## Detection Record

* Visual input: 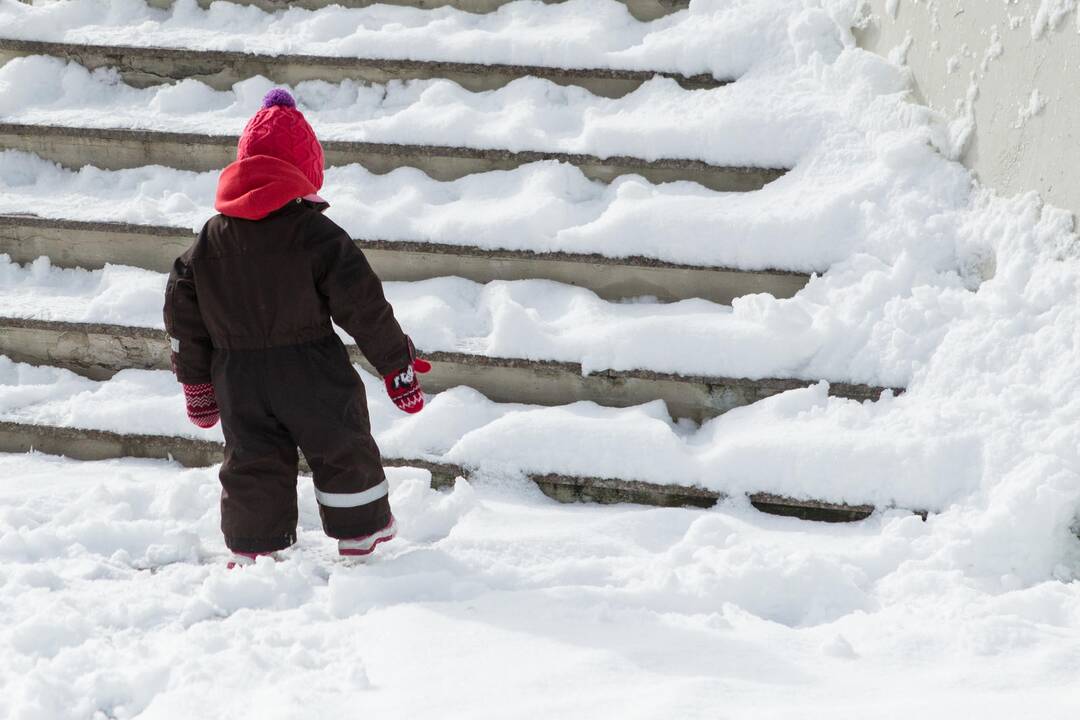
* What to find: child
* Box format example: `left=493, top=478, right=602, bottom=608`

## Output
left=163, top=89, right=429, bottom=567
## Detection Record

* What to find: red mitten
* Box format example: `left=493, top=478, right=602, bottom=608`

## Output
left=384, top=344, right=431, bottom=414
left=182, top=382, right=220, bottom=429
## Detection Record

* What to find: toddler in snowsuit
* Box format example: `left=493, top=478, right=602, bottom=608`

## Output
left=163, top=89, right=429, bottom=566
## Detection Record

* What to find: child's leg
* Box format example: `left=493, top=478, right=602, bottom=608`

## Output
left=268, top=337, right=393, bottom=542
left=285, top=385, right=391, bottom=542
left=215, top=358, right=301, bottom=554
left=218, top=427, right=301, bottom=553
left=299, top=428, right=391, bottom=543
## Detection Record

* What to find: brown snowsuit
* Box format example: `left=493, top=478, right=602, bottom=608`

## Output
left=164, top=198, right=410, bottom=553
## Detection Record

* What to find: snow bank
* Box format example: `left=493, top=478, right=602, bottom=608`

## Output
left=1, top=452, right=1078, bottom=718
left=0, top=0, right=799, bottom=78
left=0, top=255, right=167, bottom=327
left=0, top=151, right=217, bottom=232
left=0, top=452, right=476, bottom=718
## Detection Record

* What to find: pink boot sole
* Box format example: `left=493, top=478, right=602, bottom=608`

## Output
left=338, top=516, right=398, bottom=557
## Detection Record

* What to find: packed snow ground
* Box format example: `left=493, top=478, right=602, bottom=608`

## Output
left=1, top=452, right=1078, bottom=719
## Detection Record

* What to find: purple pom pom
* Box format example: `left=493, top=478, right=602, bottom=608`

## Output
left=262, top=88, right=296, bottom=109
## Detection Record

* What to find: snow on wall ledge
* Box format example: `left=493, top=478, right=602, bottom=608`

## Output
left=855, top=0, right=1080, bottom=221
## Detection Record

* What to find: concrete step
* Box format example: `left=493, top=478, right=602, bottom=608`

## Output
left=0, top=420, right=896, bottom=522
left=0, top=39, right=725, bottom=98
left=0, top=317, right=898, bottom=423
left=141, top=0, right=691, bottom=22
left=0, top=123, right=787, bottom=192
left=0, top=215, right=810, bottom=305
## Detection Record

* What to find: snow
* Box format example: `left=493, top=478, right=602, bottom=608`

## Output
left=1014, top=88, right=1048, bottom=128
left=0, top=3, right=972, bottom=277
left=2, top=0, right=1080, bottom=712
left=0, top=147, right=955, bottom=275
left=0, top=53, right=821, bottom=168
left=0, top=356, right=967, bottom=510
left=1, top=452, right=1079, bottom=718
left=1031, top=0, right=1077, bottom=39
left=0, top=0, right=1074, bottom=527
left=0, top=0, right=797, bottom=78
left=980, top=29, right=1004, bottom=73
left=0, top=252, right=931, bottom=386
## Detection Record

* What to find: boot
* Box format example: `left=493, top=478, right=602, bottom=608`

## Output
left=226, top=551, right=276, bottom=569
left=338, top=515, right=397, bottom=557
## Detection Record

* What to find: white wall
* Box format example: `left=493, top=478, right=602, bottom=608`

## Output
left=855, top=0, right=1080, bottom=216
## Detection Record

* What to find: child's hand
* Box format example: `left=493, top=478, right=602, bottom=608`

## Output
left=384, top=355, right=432, bottom=414
left=182, top=383, right=220, bottom=429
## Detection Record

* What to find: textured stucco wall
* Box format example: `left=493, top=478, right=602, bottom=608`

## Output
left=855, top=0, right=1080, bottom=215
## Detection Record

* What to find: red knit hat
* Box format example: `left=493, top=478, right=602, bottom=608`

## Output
left=215, top=89, right=327, bottom=220
left=236, top=88, right=324, bottom=191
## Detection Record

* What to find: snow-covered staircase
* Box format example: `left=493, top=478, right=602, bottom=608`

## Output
left=6, top=3, right=1080, bottom=712
left=0, top=0, right=907, bottom=521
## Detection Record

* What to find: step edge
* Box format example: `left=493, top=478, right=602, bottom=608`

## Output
left=0, top=38, right=728, bottom=86
left=0, top=315, right=903, bottom=398
left=0, top=213, right=813, bottom=277
left=0, top=418, right=465, bottom=486
left=0, top=122, right=792, bottom=174
left=151, top=0, right=693, bottom=16
left=0, top=420, right=924, bottom=520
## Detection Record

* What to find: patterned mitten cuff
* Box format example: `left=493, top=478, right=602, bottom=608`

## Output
left=383, top=346, right=432, bottom=414
left=182, top=382, right=220, bottom=429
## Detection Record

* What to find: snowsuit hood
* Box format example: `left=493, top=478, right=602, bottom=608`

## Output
left=215, top=154, right=318, bottom=220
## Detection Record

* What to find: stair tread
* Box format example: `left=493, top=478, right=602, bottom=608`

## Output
left=1, top=0, right=769, bottom=79
left=0, top=356, right=925, bottom=514
left=0, top=422, right=896, bottom=521
left=0, top=154, right=825, bottom=274
left=0, top=315, right=898, bottom=426
left=0, top=53, right=801, bottom=176
left=150, top=0, right=692, bottom=23
left=0, top=121, right=785, bottom=192
left=0, top=38, right=727, bottom=97
left=0, top=214, right=807, bottom=306
left=0, top=214, right=806, bottom=274
left=0, top=261, right=893, bottom=396
left=0, top=122, right=784, bottom=174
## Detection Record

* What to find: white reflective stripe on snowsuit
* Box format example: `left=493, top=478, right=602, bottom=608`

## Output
left=315, top=480, right=390, bottom=508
